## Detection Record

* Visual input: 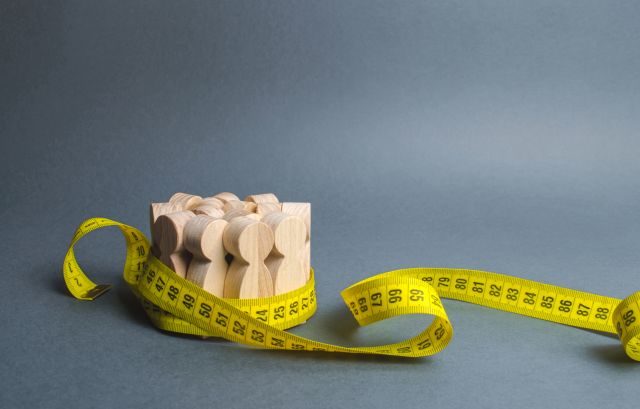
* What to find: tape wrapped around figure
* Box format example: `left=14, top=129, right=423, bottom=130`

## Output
left=63, top=217, right=640, bottom=360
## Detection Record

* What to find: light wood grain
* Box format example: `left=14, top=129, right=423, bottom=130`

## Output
left=244, top=193, right=279, bottom=203
left=262, top=213, right=307, bottom=294
left=256, top=202, right=282, bottom=217
left=193, top=204, right=224, bottom=218
left=183, top=215, right=228, bottom=297
left=223, top=200, right=257, bottom=213
left=281, top=202, right=311, bottom=281
left=149, top=202, right=182, bottom=256
left=222, top=209, right=261, bottom=222
left=223, top=217, right=275, bottom=298
left=212, top=192, right=240, bottom=203
left=169, top=193, right=203, bottom=210
left=200, top=197, right=224, bottom=208
left=153, top=211, right=196, bottom=278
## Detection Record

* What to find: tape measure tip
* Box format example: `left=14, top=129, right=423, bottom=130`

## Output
left=81, top=284, right=112, bottom=300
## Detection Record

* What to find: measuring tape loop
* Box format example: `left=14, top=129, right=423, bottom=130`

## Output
left=63, top=217, right=640, bottom=361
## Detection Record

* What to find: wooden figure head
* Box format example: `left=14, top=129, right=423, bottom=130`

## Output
left=169, top=193, right=203, bottom=210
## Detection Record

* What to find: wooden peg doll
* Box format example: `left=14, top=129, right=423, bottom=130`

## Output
left=262, top=213, right=307, bottom=294
left=183, top=215, right=228, bottom=297
left=281, top=202, right=311, bottom=281
left=153, top=211, right=196, bottom=277
left=223, top=217, right=275, bottom=298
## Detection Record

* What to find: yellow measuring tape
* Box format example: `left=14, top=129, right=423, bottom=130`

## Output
left=63, top=217, right=640, bottom=360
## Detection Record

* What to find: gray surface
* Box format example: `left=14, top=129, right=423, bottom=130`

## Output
left=2, top=1, right=639, bottom=408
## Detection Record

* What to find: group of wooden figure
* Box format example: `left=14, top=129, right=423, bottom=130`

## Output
left=150, top=192, right=311, bottom=299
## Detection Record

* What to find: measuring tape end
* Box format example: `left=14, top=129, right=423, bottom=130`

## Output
left=79, top=284, right=112, bottom=300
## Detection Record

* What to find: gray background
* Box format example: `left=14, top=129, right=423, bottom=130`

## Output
left=2, top=1, right=639, bottom=408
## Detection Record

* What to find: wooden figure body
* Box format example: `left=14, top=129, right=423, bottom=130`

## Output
left=262, top=213, right=307, bottom=294
left=223, top=218, right=275, bottom=298
left=183, top=215, right=228, bottom=297
left=153, top=211, right=196, bottom=277
left=169, top=193, right=203, bottom=210
left=281, top=202, right=311, bottom=281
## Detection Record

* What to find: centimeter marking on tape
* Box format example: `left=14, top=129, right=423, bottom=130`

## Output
left=63, top=217, right=640, bottom=360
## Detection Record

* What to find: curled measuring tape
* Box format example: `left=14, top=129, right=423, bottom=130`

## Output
left=63, top=217, right=640, bottom=361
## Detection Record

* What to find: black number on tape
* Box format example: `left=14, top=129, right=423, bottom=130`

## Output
left=198, top=303, right=212, bottom=319
left=506, top=288, right=519, bottom=301
left=182, top=294, right=195, bottom=309
left=215, top=312, right=228, bottom=328
left=523, top=292, right=536, bottom=305
left=167, top=285, right=179, bottom=301
left=416, top=339, right=432, bottom=350
left=273, top=306, right=285, bottom=320
left=595, top=307, right=609, bottom=320
left=472, top=282, right=485, bottom=294
left=251, top=330, right=265, bottom=343
left=289, top=301, right=299, bottom=315
left=232, top=320, right=246, bottom=336
left=576, top=303, right=590, bottom=316
left=146, top=269, right=156, bottom=284
left=388, top=289, right=402, bottom=304
left=255, top=309, right=268, bottom=322
left=541, top=295, right=554, bottom=309
left=624, top=310, right=636, bottom=327
left=559, top=299, right=573, bottom=313
left=455, top=278, right=467, bottom=290
left=155, top=276, right=165, bottom=292
left=271, top=337, right=285, bottom=348
left=358, top=297, right=368, bottom=312
left=410, top=289, right=424, bottom=302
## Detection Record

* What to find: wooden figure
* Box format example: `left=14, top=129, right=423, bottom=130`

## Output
left=223, top=218, right=275, bottom=298
left=153, top=211, right=196, bottom=278
left=149, top=202, right=182, bottom=256
left=244, top=193, right=279, bottom=204
left=183, top=215, right=228, bottom=297
left=243, top=201, right=258, bottom=212
left=262, top=213, right=307, bottom=294
left=193, top=204, right=224, bottom=218
left=212, top=192, right=240, bottom=203
left=223, top=200, right=257, bottom=213
left=256, top=202, right=282, bottom=217
left=200, top=197, right=224, bottom=208
left=281, top=202, right=311, bottom=281
left=169, top=193, right=203, bottom=210
left=222, top=209, right=261, bottom=222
